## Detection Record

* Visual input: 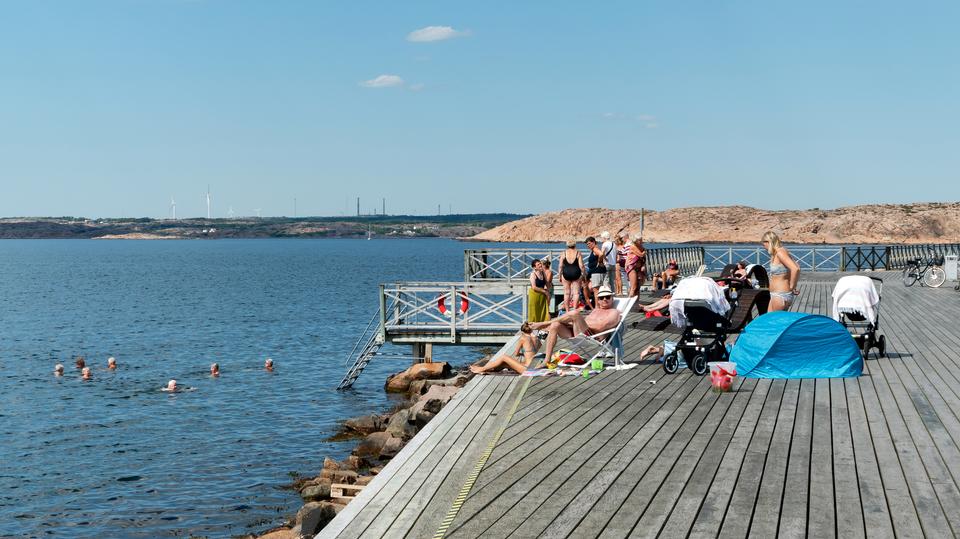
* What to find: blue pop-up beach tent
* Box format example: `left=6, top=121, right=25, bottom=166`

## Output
left=730, top=311, right=862, bottom=379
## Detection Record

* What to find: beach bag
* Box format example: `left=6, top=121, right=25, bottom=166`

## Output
left=552, top=349, right=584, bottom=366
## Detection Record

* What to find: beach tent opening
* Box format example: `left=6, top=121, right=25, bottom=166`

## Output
left=729, top=311, right=863, bottom=379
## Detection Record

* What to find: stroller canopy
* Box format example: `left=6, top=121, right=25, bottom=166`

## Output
left=832, top=275, right=880, bottom=324
left=730, top=311, right=863, bottom=379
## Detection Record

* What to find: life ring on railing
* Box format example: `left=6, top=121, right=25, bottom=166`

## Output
left=437, top=292, right=470, bottom=315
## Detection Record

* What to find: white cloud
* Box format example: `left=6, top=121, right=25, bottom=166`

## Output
left=408, top=83, right=425, bottom=91
left=636, top=114, right=656, bottom=122
left=360, top=74, right=405, bottom=88
left=407, top=26, right=468, bottom=42
left=645, top=123, right=659, bottom=129
left=602, top=112, right=615, bottom=118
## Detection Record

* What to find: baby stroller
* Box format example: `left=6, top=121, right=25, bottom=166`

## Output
left=832, top=275, right=886, bottom=359
left=662, top=277, right=733, bottom=376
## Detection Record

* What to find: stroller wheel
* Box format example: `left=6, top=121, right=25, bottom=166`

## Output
left=663, top=352, right=679, bottom=374
left=878, top=335, right=886, bottom=357
left=690, top=354, right=707, bottom=376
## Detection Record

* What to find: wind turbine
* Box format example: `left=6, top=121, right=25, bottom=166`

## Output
left=170, top=197, right=177, bottom=220
left=204, top=185, right=212, bottom=219
left=253, top=208, right=262, bottom=218
left=227, top=206, right=235, bottom=218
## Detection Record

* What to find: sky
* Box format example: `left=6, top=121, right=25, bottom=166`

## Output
left=1, top=0, right=958, bottom=218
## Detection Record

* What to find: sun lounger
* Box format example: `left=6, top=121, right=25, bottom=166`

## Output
left=559, top=296, right=637, bottom=370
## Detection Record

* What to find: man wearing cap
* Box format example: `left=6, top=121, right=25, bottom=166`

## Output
left=530, top=286, right=621, bottom=363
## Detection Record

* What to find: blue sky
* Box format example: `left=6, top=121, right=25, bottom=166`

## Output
left=1, top=1, right=958, bottom=218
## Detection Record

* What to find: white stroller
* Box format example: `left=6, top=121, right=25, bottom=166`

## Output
left=832, top=275, right=886, bottom=359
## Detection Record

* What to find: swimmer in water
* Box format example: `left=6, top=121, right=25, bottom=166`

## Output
left=210, top=363, right=220, bottom=377
left=162, top=379, right=178, bottom=392
left=75, top=356, right=85, bottom=370
left=264, top=358, right=274, bottom=372
left=54, top=364, right=64, bottom=376
left=82, top=367, right=92, bottom=380
left=107, top=357, right=117, bottom=370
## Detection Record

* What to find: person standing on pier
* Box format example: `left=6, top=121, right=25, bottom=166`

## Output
left=585, top=236, right=608, bottom=310
left=600, top=231, right=617, bottom=294
left=527, top=259, right=550, bottom=322
left=762, top=231, right=801, bottom=311
left=626, top=237, right=647, bottom=297
left=559, top=240, right=586, bottom=312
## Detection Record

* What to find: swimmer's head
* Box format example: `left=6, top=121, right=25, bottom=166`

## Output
left=166, top=379, right=177, bottom=391
left=210, top=363, right=219, bottom=376
left=75, top=356, right=85, bottom=369
left=54, top=364, right=64, bottom=375
left=81, top=367, right=92, bottom=380
left=107, top=357, right=117, bottom=369
left=264, top=358, right=274, bottom=371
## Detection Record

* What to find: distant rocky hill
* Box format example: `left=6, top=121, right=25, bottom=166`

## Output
left=471, top=203, right=960, bottom=244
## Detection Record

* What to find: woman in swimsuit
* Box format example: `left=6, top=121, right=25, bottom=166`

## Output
left=559, top=240, right=586, bottom=312
left=625, top=237, right=647, bottom=297
left=470, top=322, right=541, bottom=375
left=527, top=259, right=550, bottom=322
left=614, top=235, right=627, bottom=295
left=762, top=231, right=800, bottom=311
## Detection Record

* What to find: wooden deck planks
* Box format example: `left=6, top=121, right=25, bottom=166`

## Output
left=324, top=273, right=960, bottom=539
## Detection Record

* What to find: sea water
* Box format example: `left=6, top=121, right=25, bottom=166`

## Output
left=0, top=238, right=524, bottom=538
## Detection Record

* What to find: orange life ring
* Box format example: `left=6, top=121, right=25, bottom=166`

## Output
left=438, top=292, right=469, bottom=315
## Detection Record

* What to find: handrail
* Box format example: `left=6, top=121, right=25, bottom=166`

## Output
left=886, top=243, right=960, bottom=269
left=381, top=281, right=529, bottom=343
left=464, top=246, right=704, bottom=282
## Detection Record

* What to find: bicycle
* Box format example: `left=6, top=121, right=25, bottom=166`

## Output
left=901, top=250, right=946, bottom=288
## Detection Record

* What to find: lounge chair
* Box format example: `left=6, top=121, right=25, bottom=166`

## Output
left=558, top=296, right=637, bottom=370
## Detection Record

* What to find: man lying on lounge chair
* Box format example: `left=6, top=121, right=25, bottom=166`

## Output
left=530, top=286, right=620, bottom=363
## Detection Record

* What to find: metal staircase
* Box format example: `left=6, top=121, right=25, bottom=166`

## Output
left=337, top=309, right=385, bottom=390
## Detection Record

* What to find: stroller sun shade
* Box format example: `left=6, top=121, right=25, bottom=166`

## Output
left=832, top=275, right=880, bottom=324
left=668, top=277, right=729, bottom=328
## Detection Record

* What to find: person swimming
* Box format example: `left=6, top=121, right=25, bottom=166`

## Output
left=162, top=379, right=178, bottom=392
left=264, top=358, right=274, bottom=372
left=107, top=357, right=117, bottom=370
left=210, top=363, right=220, bottom=377
left=81, top=367, right=92, bottom=380
left=75, top=356, right=85, bottom=370
left=54, top=364, right=64, bottom=376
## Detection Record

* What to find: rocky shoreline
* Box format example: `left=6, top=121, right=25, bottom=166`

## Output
left=247, top=362, right=475, bottom=539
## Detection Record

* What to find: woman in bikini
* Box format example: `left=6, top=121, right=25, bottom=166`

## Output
left=762, top=231, right=800, bottom=311
left=470, top=322, right=542, bottom=375
left=527, top=259, right=550, bottom=322
left=559, top=240, right=586, bottom=312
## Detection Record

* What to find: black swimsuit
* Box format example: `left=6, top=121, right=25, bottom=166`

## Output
left=561, top=256, right=582, bottom=281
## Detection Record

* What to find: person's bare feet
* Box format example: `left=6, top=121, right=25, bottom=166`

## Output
left=469, top=364, right=485, bottom=374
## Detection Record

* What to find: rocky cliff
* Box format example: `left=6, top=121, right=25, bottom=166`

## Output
left=471, top=203, right=960, bottom=244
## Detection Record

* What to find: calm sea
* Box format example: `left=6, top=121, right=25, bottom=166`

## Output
left=0, top=238, right=538, bottom=538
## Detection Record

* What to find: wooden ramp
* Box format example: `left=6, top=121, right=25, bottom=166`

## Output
left=321, top=273, right=960, bottom=538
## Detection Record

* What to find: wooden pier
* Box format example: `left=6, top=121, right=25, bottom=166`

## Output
left=322, top=272, right=960, bottom=537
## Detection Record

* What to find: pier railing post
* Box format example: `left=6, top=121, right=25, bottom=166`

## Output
left=378, top=284, right=387, bottom=342
left=450, top=285, right=457, bottom=343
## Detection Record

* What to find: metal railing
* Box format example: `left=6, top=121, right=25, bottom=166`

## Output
left=379, top=281, right=529, bottom=343
left=887, top=243, right=960, bottom=269
left=464, top=246, right=705, bottom=282
left=704, top=246, right=844, bottom=272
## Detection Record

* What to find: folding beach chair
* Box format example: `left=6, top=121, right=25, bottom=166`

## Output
left=559, top=296, right=637, bottom=370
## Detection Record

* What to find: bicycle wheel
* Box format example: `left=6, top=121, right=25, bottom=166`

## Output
left=902, top=265, right=918, bottom=287
left=924, top=266, right=946, bottom=288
